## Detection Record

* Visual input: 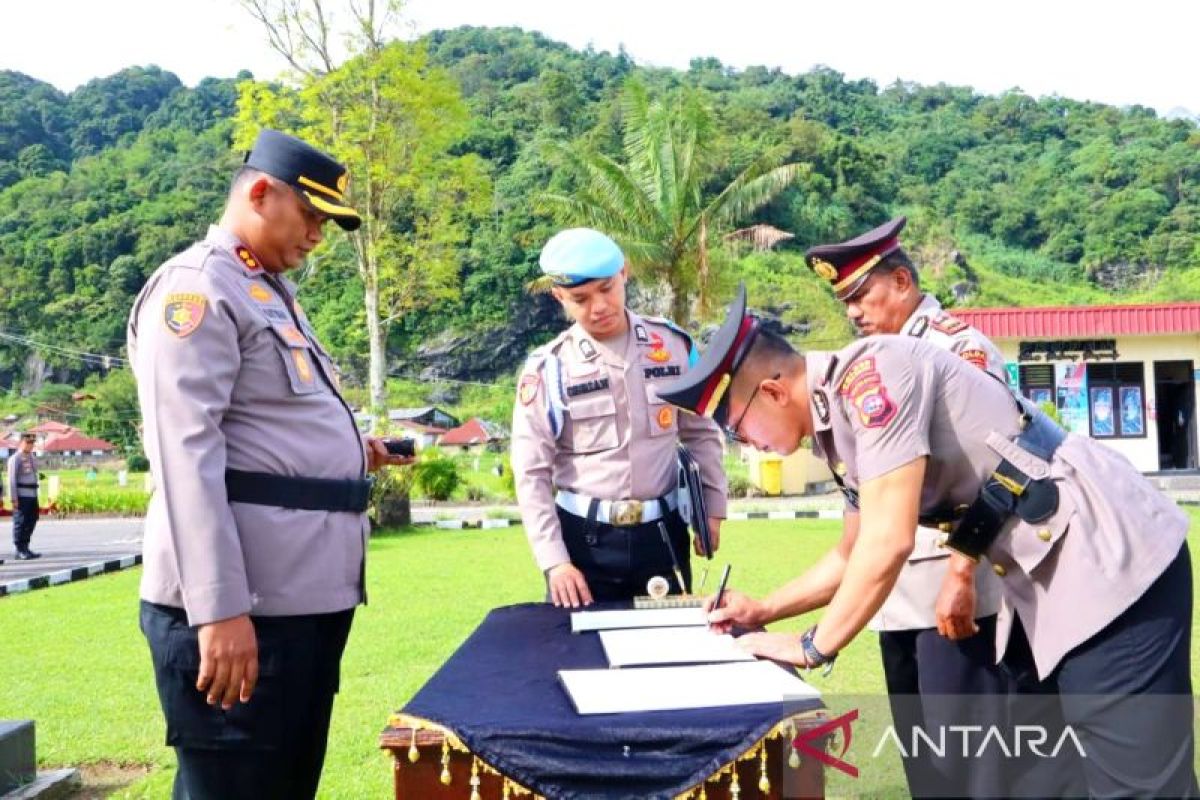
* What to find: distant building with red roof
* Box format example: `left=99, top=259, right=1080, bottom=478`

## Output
left=951, top=302, right=1199, bottom=473
left=438, top=418, right=508, bottom=453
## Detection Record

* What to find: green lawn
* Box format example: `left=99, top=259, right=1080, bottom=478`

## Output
left=0, top=511, right=1197, bottom=797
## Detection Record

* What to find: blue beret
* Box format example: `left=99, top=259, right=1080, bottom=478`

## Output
left=539, top=228, right=625, bottom=287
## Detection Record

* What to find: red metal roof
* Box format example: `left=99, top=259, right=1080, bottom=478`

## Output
left=439, top=418, right=495, bottom=447
left=952, top=302, right=1200, bottom=339
left=41, top=430, right=115, bottom=452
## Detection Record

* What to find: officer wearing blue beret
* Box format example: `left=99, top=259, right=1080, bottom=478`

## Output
left=511, top=228, right=728, bottom=607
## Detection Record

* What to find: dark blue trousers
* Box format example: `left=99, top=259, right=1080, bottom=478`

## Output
left=1003, top=542, right=1197, bottom=799
left=555, top=507, right=691, bottom=602
left=880, top=614, right=1013, bottom=797
left=140, top=601, right=355, bottom=800
left=12, top=496, right=38, bottom=550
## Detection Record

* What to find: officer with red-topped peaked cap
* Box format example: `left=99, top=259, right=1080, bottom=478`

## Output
left=808, top=218, right=1014, bottom=796
left=657, top=285, right=1195, bottom=798
left=510, top=228, right=727, bottom=608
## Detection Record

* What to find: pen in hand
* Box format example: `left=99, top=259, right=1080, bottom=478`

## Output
left=711, top=564, right=732, bottom=623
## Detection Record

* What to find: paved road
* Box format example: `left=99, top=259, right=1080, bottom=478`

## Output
left=0, top=517, right=143, bottom=589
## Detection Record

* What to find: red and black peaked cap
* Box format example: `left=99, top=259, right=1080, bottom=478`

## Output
left=655, top=284, right=760, bottom=426
left=805, top=216, right=907, bottom=300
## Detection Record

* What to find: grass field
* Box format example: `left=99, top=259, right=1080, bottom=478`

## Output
left=1, top=511, right=1197, bottom=797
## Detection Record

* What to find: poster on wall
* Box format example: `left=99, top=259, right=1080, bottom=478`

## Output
left=1028, top=388, right=1053, bottom=407
left=1120, top=386, right=1145, bottom=435
left=1055, top=363, right=1090, bottom=435
left=1005, top=363, right=1020, bottom=391
left=1090, top=387, right=1115, bottom=436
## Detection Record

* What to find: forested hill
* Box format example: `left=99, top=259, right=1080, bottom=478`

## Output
left=2, top=25, right=1199, bottom=394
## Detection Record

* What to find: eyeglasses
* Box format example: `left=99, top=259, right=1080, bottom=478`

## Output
left=725, top=373, right=780, bottom=445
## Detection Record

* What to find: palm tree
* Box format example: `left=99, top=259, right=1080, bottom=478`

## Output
left=539, top=82, right=805, bottom=323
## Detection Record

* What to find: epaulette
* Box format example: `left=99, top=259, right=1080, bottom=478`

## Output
left=166, top=241, right=216, bottom=273
left=522, top=330, right=571, bottom=439
left=642, top=315, right=699, bottom=368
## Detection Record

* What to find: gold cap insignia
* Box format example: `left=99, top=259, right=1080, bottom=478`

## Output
left=812, top=257, right=838, bottom=281
left=336, top=172, right=348, bottom=194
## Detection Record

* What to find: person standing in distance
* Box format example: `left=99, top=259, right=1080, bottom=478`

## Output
left=8, top=432, right=42, bottom=560
left=128, top=129, right=410, bottom=800
left=511, top=228, right=727, bottom=607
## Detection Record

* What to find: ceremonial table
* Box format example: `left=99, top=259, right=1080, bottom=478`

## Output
left=380, top=603, right=829, bottom=800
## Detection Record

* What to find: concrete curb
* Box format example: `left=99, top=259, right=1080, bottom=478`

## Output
left=726, top=509, right=844, bottom=521
left=0, top=554, right=141, bottom=599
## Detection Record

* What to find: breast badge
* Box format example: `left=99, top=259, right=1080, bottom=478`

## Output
left=648, top=332, right=671, bottom=363
left=163, top=293, right=207, bottom=338
left=248, top=283, right=273, bottom=303
left=657, top=406, right=674, bottom=429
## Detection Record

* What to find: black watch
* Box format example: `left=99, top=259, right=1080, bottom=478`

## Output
left=800, top=625, right=837, bottom=675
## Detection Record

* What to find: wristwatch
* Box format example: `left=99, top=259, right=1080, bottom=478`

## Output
left=800, top=626, right=837, bottom=676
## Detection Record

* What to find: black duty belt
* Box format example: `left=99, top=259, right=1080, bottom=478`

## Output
left=225, top=469, right=372, bottom=513
left=925, top=400, right=1066, bottom=560
left=16, top=482, right=38, bottom=489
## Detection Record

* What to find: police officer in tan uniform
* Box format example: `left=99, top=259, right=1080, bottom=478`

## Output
left=8, top=432, right=42, bottom=560
left=128, top=130, right=408, bottom=800
left=805, top=219, right=1011, bottom=795
left=659, top=286, right=1195, bottom=798
left=511, top=228, right=727, bottom=607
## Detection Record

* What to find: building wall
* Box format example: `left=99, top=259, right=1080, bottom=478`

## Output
left=990, top=332, right=1200, bottom=472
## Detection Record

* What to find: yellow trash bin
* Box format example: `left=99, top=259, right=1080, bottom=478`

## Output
left=759, top=456, right=783, bottom=496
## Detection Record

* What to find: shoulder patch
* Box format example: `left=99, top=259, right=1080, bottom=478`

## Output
left=852, top=385, right=898, bottom=429
left=930, top=314, right=968, bottom=335
left=163, top=293, right=207, bottom=338
left=958, top=348, right=989, bottom=371
left=519, top=373, right=541, bottom=405
left=838, top=357, right=881, bottom=398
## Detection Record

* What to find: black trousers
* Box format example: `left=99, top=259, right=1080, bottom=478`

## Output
left=880, top=614, right=1013, bottom=798
left=555, top=506, right=691, bottom=602
left=12, top=496, right=38, bottom=550
left=140, top=601, right=355, bottom=800
left=1002, top=542, right=1197, bottom=799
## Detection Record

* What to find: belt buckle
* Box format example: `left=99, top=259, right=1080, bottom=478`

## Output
left=610, top=499, right=644, bottom=527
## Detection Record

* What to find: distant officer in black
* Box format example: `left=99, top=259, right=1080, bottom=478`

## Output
left=8, top=432, right=42, bottom=560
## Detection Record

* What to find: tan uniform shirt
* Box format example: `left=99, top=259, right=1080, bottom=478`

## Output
left=128, top=226, right=368, bottom=626
left=810, top=336, right=1187, bottom=678
left=7, top=451, right=39, bottom=500
left=870, top=294, right=1005, bottom=631
left=511, top=311, right=728, bottom=571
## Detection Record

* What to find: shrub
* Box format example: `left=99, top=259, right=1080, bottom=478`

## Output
left=126, top=454, right=150, bottom=472
left=727, top=474, right=754, bottom=499
left=53, top=487, right=149, bottom=516
left=415, top=451, right=462, bottom=501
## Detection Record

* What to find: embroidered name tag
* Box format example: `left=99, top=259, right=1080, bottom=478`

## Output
left=567, top=378, right=610, bottom=398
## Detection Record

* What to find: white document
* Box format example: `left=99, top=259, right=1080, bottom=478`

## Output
left=558, top=661, right=821, bottom=715
left=599, top=626, right=756, bottom=668
left=570, top=606, right=707, bottom=633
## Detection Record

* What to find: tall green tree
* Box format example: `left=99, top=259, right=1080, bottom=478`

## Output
left=237, top=0, right=490, bottom=422
left=540, top=82, right=804, bottom=322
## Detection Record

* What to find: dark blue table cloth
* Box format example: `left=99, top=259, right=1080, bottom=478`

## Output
left=398, top=602, right=823, bottom=799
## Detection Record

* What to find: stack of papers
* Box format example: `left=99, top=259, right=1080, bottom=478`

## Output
left=598, top=626, right=755, bottom=668
left=559, top=661, right=820, bottom=714
left=569, top=606, right=707, bottom=633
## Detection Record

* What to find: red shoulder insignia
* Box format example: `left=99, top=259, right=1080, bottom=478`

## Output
left=930, top=314, right=967, bottom=335
left=959, top=348, right=989, bottom=371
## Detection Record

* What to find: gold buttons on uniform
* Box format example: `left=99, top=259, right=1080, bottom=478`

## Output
left=1037, top=528, right=1053, bottom=542
left=993, top=563, right=1007, bottom=577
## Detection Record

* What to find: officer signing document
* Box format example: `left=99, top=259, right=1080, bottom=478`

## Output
left=657, top=285, right=1196, bottom=798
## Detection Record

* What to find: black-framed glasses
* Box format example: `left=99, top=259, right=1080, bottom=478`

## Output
left=725, top=372, right=780, bottom=444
